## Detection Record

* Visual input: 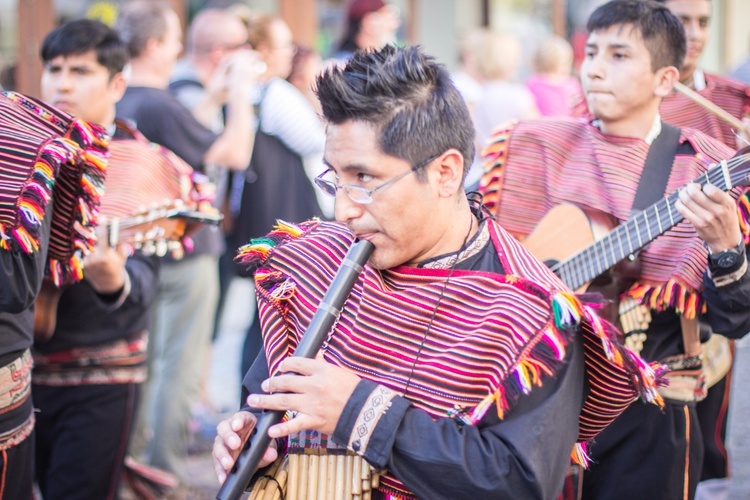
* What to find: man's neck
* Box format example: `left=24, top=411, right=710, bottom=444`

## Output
left=126, top=60, right=170, bottom=89
left=596, top=108, right=661, bottom=142
left=679, top=66, right=706, bottom=90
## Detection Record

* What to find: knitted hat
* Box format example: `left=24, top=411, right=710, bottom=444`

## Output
left=347, top=0, right=387, bottom=22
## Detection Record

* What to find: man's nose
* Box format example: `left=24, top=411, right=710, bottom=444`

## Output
left=333, top=190, right=364, bottom=224
left=57, top=71, right=73, bottom=91
left=583, top=56, right=603, bottom=80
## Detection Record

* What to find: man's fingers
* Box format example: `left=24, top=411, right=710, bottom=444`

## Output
left=268, top=413, right=315, bottom=439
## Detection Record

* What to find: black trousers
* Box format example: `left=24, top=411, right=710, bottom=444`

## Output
left=34, top=383, right=139, bottom=500
left=0, top=429, right=34, bottom=499
left=697, top=372, right=731, bottom=481
left=582, top=399, right=704, bottom=500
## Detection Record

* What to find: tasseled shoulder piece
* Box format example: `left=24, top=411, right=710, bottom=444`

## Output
left=450, top=286, right=667, bottom=469
left=0, top=91, right=108, bottom=286
left=623, top=278, right=705, bottom=320
left=235, top=219, right=319, bottom=276
left=478, top=120, right=517, bottom=215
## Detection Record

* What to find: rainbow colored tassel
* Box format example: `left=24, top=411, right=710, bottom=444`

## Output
left=236, top=219, right=319, bottom=272
left=624, top=279, right=704, bottom=319
left=571, top=442, right=591, bottom=467
left=737, top=190, right=750, bottom=246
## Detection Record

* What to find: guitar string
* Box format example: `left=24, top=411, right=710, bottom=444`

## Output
left=552, top=153, right=750, bottom=284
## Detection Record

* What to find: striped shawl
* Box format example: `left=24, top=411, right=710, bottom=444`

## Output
left=660, top=72, right=750, bottom=149
left=237, top=219, right=664, bottom=496
left=0, top=92, right=107, bottom=285
left=479, top=118, right=744, bottom=319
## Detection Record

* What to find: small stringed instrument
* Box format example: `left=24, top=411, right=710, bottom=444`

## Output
left=33, top=202, right=223, bottom=342
left=522, top=149, right=750, bottom=326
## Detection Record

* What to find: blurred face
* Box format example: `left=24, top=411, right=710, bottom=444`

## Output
left=260, top=20, right=295, bottom=79
left=41, top=50, right=125, bottom=126
left=197, top=19, right=248, bottom=68
left=156, top=10, right=184, bottom=71
left=323, top=120, right=446, bottom=270
left=581, top=25, right=663, bottom=128
left=361, top=5, right=401, bottom=48
left=664, top=0, right=711, bottom=75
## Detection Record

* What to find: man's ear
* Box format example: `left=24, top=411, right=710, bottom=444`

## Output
left=110, top=72, right=128, bottom=103
left=434, top=149, right=465, bottom=198
left=654, top=65, right=680, bottom=98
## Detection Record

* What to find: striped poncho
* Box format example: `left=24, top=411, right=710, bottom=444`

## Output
left=660, top=72, right=749, bottom=149
left=479, top=118, right=744, bottom=320
left=238, top=219, right=664, bottom=498
left=0, top=91, right=107, bottom=285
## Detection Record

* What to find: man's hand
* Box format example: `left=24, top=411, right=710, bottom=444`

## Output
left=213, top=411, right=278, bottom=484
left=247, top=357, right=362, bottom=439
left=675, top=182, right=742, bottom=253
left=83, top=219, right=128, bottom=294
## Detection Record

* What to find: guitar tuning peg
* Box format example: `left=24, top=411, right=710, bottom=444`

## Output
left=156, top=240, right=168, bottom=257
left=168, top=240, right=184, bottom=260
left=142, top=241, right=156, bottom=256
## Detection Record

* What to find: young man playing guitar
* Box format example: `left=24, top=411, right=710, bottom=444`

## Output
left=478, top=1, right=750, bottom=499
left=33, top=19, right=210, bottom=498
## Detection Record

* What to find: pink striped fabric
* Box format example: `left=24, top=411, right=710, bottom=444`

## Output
left=660, top=73, right=750, bottom=148
left=240, top=219, right=664, bottom=498
left=101, top=121, right=193, bottom=219
left=479, top=119, right=737, bottom=317
left=0, top=91, right=108, bottom=285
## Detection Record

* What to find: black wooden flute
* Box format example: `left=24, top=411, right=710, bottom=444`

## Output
left=217, top=238, right=374, bottom=500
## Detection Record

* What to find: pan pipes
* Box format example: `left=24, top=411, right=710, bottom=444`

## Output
left=673, top=81, right=750, bottom=140
left=249, top=452, right=381, bottom=500
left=217, top=239, right=375, bottom=500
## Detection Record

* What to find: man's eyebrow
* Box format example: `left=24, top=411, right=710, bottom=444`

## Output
left=321, top=158, right=372, bottom=173
left=586, top=41, right=631, bottom=50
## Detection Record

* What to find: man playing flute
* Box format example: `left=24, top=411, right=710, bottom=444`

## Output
left=213, top=44, right=664, bottom=499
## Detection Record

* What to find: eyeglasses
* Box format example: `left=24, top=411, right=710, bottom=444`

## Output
left=314, top=153, right=440, bottom=204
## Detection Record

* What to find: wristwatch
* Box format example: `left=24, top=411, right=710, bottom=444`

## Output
left=708, top=238, right=746, bottom=270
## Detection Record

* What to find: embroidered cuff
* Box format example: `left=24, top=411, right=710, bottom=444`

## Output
left=333, top=379, right=410, bottom=468
left=710, top=259, right=748, bottom=287
left=346, top=384, right=397, bottom=454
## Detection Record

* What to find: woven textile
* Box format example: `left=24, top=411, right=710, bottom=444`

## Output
left=237, top=219, right=664, bottom=498
left=0, top=91, right=107, bottom=285
left=661, top=73, right=750, bottom=148
left=101, top=120, right=195, bottom=219
left=479, top=119, right=740, bottom=319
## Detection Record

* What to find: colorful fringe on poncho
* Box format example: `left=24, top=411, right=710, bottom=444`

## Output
left=0, top=91, right=108, bottom=286
left=237, top=218, right=666, bottom=497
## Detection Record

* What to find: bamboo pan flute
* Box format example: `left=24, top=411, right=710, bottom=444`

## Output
left=248, top=453, right=381, bottom=500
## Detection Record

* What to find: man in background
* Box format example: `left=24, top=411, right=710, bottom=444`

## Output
left=331, top=0, right=400, bottom=62
left=115, top=0, right=256, bottom=489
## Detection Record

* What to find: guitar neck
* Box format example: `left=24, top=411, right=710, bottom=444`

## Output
left=551, top=157, right=744, bottom=290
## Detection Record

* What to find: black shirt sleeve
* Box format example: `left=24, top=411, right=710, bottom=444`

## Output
left=241, top=334, right=586, bottom=500
left=702, top=248, right=750, bottom=338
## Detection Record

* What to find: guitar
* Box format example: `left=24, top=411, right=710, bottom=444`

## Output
left=523, top=150, right=750, bottom=364
left=523, top=150, right=750, bottom=292
left=33, top=203, right=223, bottom=342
